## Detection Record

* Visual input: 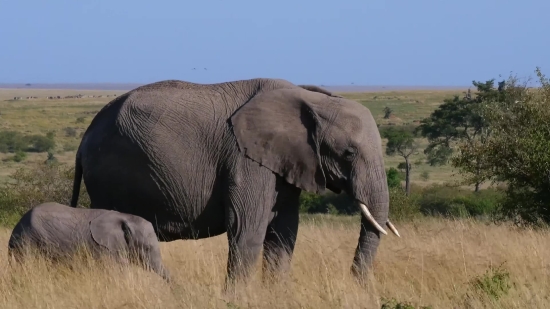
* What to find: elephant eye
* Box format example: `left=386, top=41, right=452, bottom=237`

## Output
left=343, top=148, right=357, bottom=160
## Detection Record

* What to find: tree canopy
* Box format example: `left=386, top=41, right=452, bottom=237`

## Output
left=416, top=78, right=510, bottom=190
left=456, top=68, right=550, bottom=225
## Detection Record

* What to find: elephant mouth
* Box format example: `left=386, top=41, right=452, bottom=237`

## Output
left=356, top=201, right=401, bottom=237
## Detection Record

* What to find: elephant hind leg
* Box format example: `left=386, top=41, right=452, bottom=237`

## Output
left=262, top=182, right=301, bottom=282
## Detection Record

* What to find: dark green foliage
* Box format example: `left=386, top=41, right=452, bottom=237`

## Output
left=298, top=182, right=501, bottom=221
left=299, top=191, right=356, bottom=215
left=417, top=79, right=506, bottom=168
left=0, top=131, right=28, bottom=153
left=418, top=185, right=502, bottom=219
left=27, top=134, right=55, bottom=152
left=459, top=69, right=550, bottom=226
left=386, top=167, right=402, bottom=188
left=382, top=127, right=417, bottom=156
left=0, top=130, right=55, bottom=153
left=378, top=124, right=418, bottom=137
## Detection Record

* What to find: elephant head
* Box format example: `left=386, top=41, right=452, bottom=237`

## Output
left=230, top=87, right=400, bottom=278
left=90, top=213, right=170, bottom=281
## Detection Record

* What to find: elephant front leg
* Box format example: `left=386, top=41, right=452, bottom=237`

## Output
left=262, top=184, right=301, bottom=282
left=224, top=168, right=277, bottom=288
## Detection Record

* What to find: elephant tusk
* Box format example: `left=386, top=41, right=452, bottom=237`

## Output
left=358, top=202, right=387, bottom=235
left=386, top=220, right=401, bottom=237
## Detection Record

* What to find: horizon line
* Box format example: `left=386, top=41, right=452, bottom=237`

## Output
left=0, top=82, right=472, bottom=92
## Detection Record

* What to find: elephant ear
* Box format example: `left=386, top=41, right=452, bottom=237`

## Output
left=90, top=212, right=132, bottom=252
left=230, top=87, right=327, bottom=193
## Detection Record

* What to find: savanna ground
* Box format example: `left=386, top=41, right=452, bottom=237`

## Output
left=0, top=87, right=545, bottom=308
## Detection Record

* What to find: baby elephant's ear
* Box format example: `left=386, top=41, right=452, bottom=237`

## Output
left=90, top=212, right=132, bottom=252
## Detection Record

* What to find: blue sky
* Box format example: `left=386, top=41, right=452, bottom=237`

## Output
left=0, top=0, right=548, bottom=86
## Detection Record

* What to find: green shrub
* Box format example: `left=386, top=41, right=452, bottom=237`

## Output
left=299, top=191, right=325, bottom=213
left=0, top=130, right=55, bottom=153
left=468, top=264, right=511, bottom=301
left=388, top=187, right=421, bottom=221
left=0, top=131, right=27, bottom=153
left=299, top=191, right=356, bottom=215
left=386, top=167, right=402, bottom=188
left=417, top=184, right=502, bottom=219
left=12, top=150, right=27, bottom=162
left=0, top=162, right=91, bottom=227
left=26, top=134, right=55, bottom=152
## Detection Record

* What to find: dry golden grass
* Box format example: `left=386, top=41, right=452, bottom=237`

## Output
left=0, top=215, right=548, bottom=308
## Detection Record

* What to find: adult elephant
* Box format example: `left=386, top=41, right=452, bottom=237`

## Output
left=70, top=78, right=400, bottom=284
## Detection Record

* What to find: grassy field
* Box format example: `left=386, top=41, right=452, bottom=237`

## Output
left=0, top=215, right=548, bottom=308
left=0, top=87, right=546, bottom=308
left=0, top=87, right=469, bottom=187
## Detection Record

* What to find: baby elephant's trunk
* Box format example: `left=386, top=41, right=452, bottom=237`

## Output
left=133, top=246, right=170, bottom=282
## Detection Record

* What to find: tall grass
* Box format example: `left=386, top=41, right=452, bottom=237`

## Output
left=0, top=218, right=549, bottom=308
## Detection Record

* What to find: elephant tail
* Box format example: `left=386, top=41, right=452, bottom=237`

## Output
left=70, top=152, right=83, bottom=207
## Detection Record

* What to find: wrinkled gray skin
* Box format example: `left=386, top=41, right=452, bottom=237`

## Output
left=8, top=202, right=170, bottom=282
left=70, top=78, right=391, bottom=284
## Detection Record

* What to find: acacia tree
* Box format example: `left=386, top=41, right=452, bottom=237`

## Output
left=458, top=69, right=549, bottom=225
left=416, top=79, right=507, bottom=191
left=383, top=128, right=418, bottom=195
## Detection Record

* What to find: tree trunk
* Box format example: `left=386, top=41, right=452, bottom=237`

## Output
left=405, top=157, right=411, bottom=196
left=474, top=182, right=480, bottom=192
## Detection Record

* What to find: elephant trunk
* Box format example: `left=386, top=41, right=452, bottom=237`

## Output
left=350, top=159, right=392, bottom=280
left=144, top=255, right=171, bottom=282
left=155, top=264, right=171, bottom=282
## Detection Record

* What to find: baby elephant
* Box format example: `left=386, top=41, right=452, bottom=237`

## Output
left=8, top=202, right=170, bottom=281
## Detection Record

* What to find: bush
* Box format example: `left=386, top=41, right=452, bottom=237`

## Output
left=299, top=185, right=422, bottom=221
left=12, top=150, right=27, bottom=162
left=26, top=134, right=55, bottom=152
left=0, top=162, right=91, bottom=227
left=417, top=184, right=503, bottom=219
left=386, top=167, right=402, bottom=188
left=0, top=130, right=55, bottom=153
left=468, top=264, right=511, bottom=301
left=388, top=187, right=421, bottom=221
left=299, top=191, right=356, bottom=215
left=0, top=131, right=27, bottom=153
left=454, top=69, right=550, bottom=226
